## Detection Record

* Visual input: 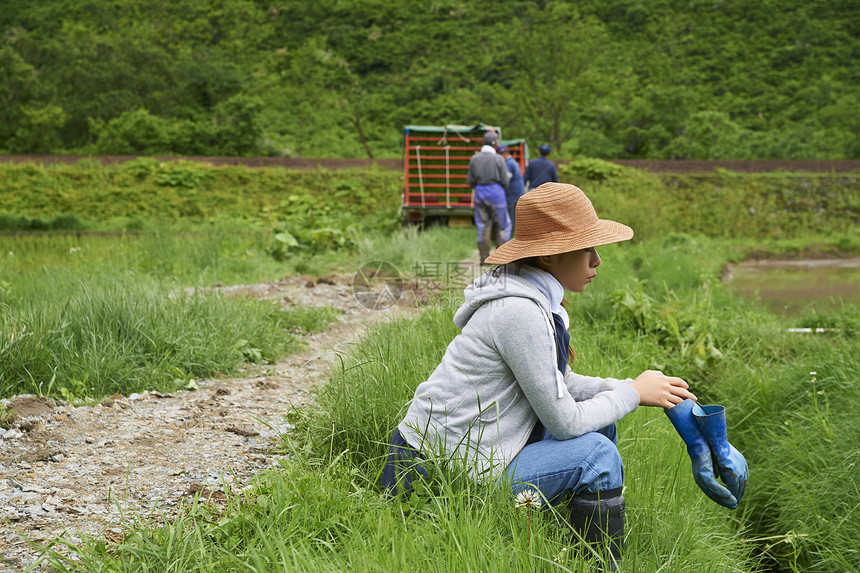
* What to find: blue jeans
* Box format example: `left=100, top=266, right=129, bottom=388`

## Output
left=505, top=424, right=623, bottom=505
left=380, top=429, right=429, bottom=496
left=381, top=425, right=622, bottom=502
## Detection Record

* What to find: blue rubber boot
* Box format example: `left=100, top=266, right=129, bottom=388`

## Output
left=665, top=399, right=738, bottom=509
left=693, top=404, right=748, bottom=506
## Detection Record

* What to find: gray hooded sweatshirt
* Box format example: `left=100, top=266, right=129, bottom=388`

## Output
left=398, top=264, right=640, bottom=480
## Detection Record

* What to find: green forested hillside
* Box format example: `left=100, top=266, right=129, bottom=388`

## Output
left=1, top=0, right=857, bottom=159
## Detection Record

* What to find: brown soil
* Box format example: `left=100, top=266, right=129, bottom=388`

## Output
left=5, top=398, right=55, bottom=423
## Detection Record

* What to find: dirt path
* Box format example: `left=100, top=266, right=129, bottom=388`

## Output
left=0, top=273, right=422, bottom=572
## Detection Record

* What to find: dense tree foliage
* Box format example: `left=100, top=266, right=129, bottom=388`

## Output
left=1, top=0, right=857, bottom=158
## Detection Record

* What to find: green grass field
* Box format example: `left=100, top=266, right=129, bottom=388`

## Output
left=1, top=229, right=848, bottom=572
left=2, top=163, right=858, bottom=571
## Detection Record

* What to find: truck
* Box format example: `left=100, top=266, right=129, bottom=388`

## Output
left=401, top=124, right=528, bottom=227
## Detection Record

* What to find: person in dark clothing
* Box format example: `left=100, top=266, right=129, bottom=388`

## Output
left=498, top=145, right=525, bottom=234
left=467, top=131, right=511, bottom=263
left=524, top=144, right=559, bottom=191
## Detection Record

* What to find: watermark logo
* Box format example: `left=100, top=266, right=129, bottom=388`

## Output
left=352, top=259, right=503, bottom=310
left=352, top=261, right=404, bottom=310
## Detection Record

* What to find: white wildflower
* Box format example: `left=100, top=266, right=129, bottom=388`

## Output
left=515, top=488, right=542, bottom=547
left=514, top=488, right=542, bottom=509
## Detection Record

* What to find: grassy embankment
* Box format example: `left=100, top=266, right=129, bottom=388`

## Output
left=1, top=160, right=858, bottom=571
left=0, top=159, right=448, bottom=400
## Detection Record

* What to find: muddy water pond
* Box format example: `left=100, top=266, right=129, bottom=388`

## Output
left=723, top=257, right=860, bottom=314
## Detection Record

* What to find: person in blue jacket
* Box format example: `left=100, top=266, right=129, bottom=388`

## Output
left=498, top=145, right=525, bottom=233
left=523, top=144, right=559, bottom=191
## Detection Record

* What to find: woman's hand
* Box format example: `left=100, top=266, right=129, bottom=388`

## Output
left=631, top=370, right=697, bottom=408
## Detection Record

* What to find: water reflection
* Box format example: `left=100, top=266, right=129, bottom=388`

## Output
left=723, top=257, right=860, bottom=314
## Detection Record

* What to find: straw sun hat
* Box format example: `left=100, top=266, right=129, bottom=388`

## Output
left=484, top=182, right=633, bottom=265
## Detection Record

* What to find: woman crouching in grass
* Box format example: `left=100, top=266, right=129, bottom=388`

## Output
left=381, top=182, right=697, bottom=570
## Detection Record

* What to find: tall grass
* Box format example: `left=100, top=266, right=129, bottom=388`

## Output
left=46, top=306, right=755, bottom=573
left=20, top=228, right=860, bottom=571
left=357, top=225, right=476, bottom=273
left=567, top=235, right=860, bottom=572
left=0, top=222, right=480, bottom=291
left=48, top=430, right=754, bottom=572
left=0, top=222, right=482, bottom=403
left=710, top=328, right=860, bottom=573
left=574, top=168, right=860, bottom=244
left=0, top=271, right=328, bottom=400
left=291, top=231, right=858, bottom=572
left=0, top=222, right=347, bottom=287
left=0, top=223, right=355, bottom=401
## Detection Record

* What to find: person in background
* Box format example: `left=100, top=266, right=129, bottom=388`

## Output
left=498, top=144, right=525, bottom=234
left=467, top=130, right=510, bottom=264
left=523, top=144, right=559, bottom=191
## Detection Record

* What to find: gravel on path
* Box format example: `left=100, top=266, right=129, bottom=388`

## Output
left=0, top=272, right=422, bottom=572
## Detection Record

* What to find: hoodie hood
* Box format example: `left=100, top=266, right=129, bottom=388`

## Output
left=454, top=264, right=552, bottom=329
left=398, top=262, right=641, bottom=481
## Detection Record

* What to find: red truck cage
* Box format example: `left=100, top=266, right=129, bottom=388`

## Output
left=401, top=124, right=529, bottom=226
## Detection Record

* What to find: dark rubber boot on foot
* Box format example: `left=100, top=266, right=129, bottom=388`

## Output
left=478, top=243, right=490, bottom=265
left=569, top=487, right=624, bottom=572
